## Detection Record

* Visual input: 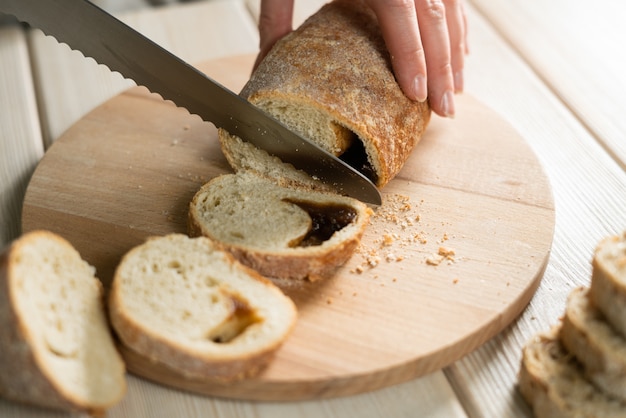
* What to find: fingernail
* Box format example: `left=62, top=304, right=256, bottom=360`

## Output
left=454, top=71, right=464, bottom=93
left=412, top=74, right=427, bottom=102
left=440, top=90, right=455, bottom=118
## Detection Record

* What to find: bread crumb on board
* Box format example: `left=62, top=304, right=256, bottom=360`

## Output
left=350, top=193, right=459, bottom=275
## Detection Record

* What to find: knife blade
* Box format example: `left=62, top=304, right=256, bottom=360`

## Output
left=0, top=0, right=381, bottom=206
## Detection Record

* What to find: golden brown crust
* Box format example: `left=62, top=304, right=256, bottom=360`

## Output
left=189, top=217, right=366, bottom=282
left=237, top=0, right=431, bottom=187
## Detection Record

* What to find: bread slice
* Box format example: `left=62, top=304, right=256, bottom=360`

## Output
left=0, top=230, right=126, bottom=414
left=188, top=172, right=371, bottom=281
left=108, top=234, right=297, bottom=382
left=560, top=286, right=626, bottom=401
left=589, top=231, right=626, bottom=337
left=219, top=0, right=431, bottom=189
left=518, top=326, right=626, bottom=418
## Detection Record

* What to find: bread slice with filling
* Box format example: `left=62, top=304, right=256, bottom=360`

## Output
left=108, top=234, right=297, bottom=382
left=0, top=230, right=126, bottom=414
left=589, top=231, right=626, bottom=337
left=219, top=0, right=430, bottom=189
left=560, top=286, right=626, bottom=401
left=518, top=326, right=626, bottom=418
left=188, top=172, right=371, bottom=281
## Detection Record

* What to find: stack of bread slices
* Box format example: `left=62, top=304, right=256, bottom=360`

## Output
left=519, top=231, right=626, bottom=417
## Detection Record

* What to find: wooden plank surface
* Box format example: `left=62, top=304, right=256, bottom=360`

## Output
left=0, top=22, right=44, bottom=248
left=469, top=0, right=626, bottom=171
left=446, top=3, right=626, bottom=417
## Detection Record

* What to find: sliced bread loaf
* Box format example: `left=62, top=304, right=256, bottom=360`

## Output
left=0, top=230, right=126, bottom=414
left=108, top=234, right=297, bottom=382
left=518, top=326, right=626, bottom=418
left=219, top=0, right=431, bottom=189
left=188, top=172, right=371, bottom=281
left=589, top=231, right=626, bottom=337
left=560, top=286, right=626, bottom=401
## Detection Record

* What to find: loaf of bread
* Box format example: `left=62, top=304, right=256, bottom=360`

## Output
left=189, top=172, right=371, bottom=281
left=108, top=234, right=297, bottom=381
left=589, top=231, right=626, bottom=337
left=0, top=230, right=126, bottom=414
left=219, top=0, right=431, bottom=189
left=560, top=286, right=626, bottom=401
left=518, top=326, right=626, bottom=418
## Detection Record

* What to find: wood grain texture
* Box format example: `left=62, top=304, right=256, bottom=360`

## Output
left=445, top=3, right=626, bottom=417
left=469, top=0, right=626, bottom=171
left=22, top=54, right=554, bottom=401
left=0, top=24, right=44, bottom=247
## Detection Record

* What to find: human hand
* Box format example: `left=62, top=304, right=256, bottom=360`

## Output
left=255, top=0, right=468, bottom=118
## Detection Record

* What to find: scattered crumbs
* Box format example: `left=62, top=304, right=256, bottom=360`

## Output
left=183, top=124, right=190, bottom=131
left=170, top=138, right=179, bottom=146
left=437, top=247, right=455, bottom=257
left=392, top=278, right=397, bottom=282
left=352, top=292, right=358, bottom=297
left=351, top=266, right=364, bottom=274
left=426, top=256, right=442, bottom=266
left=382, top=234, right=394, bottom=246
left=326, top=298, right=333, bottom=305
left=349, top=193, right=461, bottom=275
left=367, top=255, right=380, bottom=268
left=452, top=278, right=459, bottom=284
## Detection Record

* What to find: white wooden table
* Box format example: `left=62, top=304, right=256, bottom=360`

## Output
left=1, top=0, right=625, bottom=416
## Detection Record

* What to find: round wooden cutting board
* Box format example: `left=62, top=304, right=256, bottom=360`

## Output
left=22, top=55, right=554, bottom=401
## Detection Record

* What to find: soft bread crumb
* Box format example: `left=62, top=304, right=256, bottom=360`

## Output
left=109, top=234, right=297, bottom=382
left=0, top=231, right=126, bottom=413
left=189, top=172, right=371, bottom=281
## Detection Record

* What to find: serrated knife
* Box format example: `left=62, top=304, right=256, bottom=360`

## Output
left=0, top=0, right=381, bottom=206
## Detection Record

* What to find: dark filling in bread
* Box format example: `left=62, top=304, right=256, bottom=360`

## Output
left=208, top=292, right=262, bottom=343
left=339, top=133, right=378, bottom=185
left=285, top=199, right=357, bottom=247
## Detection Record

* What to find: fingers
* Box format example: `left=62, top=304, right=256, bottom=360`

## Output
left=414, top=0, right=455, bottom=117
left=254, top=0, right=295, bottom=70
left=367, top=0, right=468, bottom=118
left=365, top=0, right=428, bottom=103
left=443, top=0, right=467, bottom=93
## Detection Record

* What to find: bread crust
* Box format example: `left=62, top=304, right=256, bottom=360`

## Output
left=518, top=327, right=626, bottom=418
left=560, top=287, right=626, bottom=401
left=0, top=231, right=125, bottom=414
left=108, top=234, right=297, bottom=382
left=188, top=173, right=372, bottom=281
left=589, top=231, right=626, bottom=338
left=222, top=0, right=431, bottom=187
